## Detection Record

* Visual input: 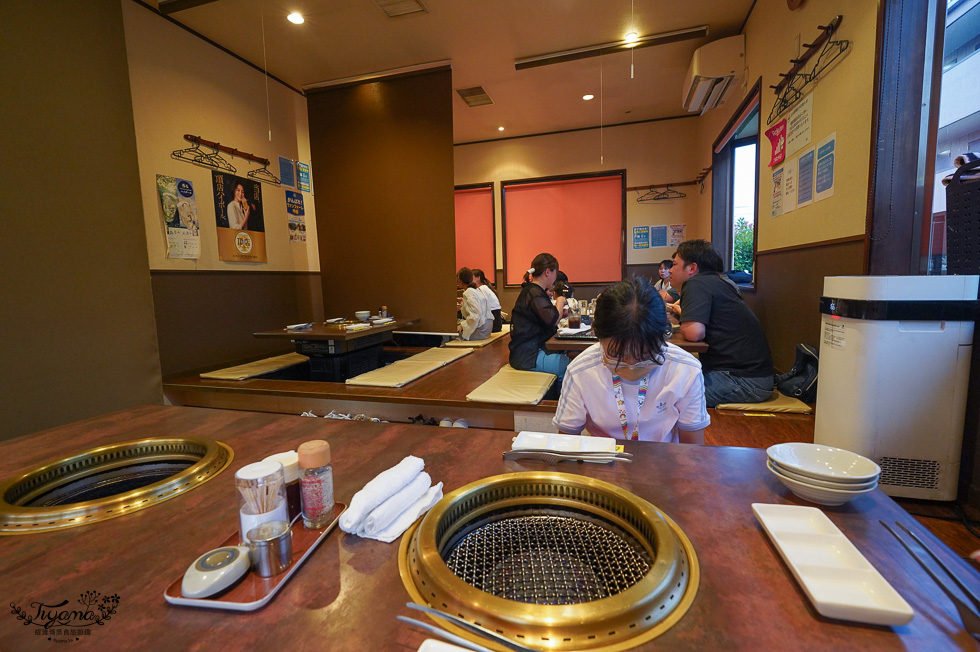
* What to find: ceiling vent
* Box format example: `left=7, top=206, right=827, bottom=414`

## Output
left=455, top=86, right=494, bottom=108
left=682, top=35, right=744, bottom=115
left=375, top=0, right=428, bottom=18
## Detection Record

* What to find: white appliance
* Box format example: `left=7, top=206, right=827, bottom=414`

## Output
left=814, top=275, right=979, bottom=500
left=681, top=35, right=744, bottom=114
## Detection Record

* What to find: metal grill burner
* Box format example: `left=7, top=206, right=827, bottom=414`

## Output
left=445, top=510, right=652, bottom=605
left=0, top=437, right=233, bottom=535
left=400, top=472, right=699, bottom=651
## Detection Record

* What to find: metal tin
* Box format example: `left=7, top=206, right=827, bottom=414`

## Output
left=246, top=520, right=293, bottom=577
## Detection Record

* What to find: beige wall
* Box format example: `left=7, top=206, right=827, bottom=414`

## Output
left=454, top=117, right=705, bottom=271
left=121, top=1, right=319, bottom=273
left=746, top=0, right=878, bottom=251
left=0, top=0, right=163, bottom=440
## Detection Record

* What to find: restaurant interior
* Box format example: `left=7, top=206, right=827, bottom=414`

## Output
left=3, top=0, right=980, bottom=649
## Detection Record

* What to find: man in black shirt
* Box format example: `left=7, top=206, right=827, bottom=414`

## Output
left=669, top=240, right=774, bottom=407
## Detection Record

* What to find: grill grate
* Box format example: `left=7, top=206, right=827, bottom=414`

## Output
left=444, top=511, right=651, bottom=604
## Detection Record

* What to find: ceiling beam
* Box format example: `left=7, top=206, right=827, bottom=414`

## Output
left=515, top=25, right=709, bottom=70
left=158, top=0, right=220, bottom=15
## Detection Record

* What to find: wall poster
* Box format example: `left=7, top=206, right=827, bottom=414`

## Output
left=786, top=93, right=813, bottom=157
left=296, top=161, right=312, bottom=193
left=781, top=157, right=798, bottom=214
left=279, top=156, right=296, bottom=188
left=669, top=224, right=686, bottom=247
left=286, top=190, right=306, bottom=243
left=814, top=132, right=837, bottom=202
left=650, top=225, right=668, bottom=248
left=156, top=174, right=200, bottom=259
left=797, top=148, right=814, bottom=208
left=212, top=171, right=267, bottom=262
left=765, top=119, right=787, bottom=168
left=770, top=167, right=784, bottom=217
left=632, top=226, right=650, bottom=249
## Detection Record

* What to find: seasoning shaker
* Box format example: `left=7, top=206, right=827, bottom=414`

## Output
left=297, top=440, right=334, bottom=529
left=263, top=451, right=302, bottom=522
left=235, top=460, right=288, bottom=544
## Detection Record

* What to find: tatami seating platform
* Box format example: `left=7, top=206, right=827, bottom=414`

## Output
left=714, top=390, right=813, bottom=414
left=465, top=364, right=556, bottom=405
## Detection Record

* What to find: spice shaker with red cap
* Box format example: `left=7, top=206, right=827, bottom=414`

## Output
left=298, top=440, right=334, bottom=529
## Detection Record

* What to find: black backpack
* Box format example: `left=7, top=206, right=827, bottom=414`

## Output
left=775, top=344, right=819, bottom=403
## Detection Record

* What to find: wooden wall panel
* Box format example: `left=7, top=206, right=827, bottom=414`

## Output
left=307, top=69, right=456, bottom=331
left=151, top=271, right=322, bottom=377
left=0, top=1, right=163, bottom=441
left=747, top=238, right=867, bottom=371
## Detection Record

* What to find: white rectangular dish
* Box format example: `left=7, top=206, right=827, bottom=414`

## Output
left=752, top=503, right=914, bottom=626
left=512, top=432, right=616, bottom=453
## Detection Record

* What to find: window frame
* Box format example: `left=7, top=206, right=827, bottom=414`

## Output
left=454, top=181, right=497, bottom=284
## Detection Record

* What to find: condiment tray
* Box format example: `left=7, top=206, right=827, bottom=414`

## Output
left=164, top=502, right=346, bottom=612
left=752, top=503, right=913, bottom=626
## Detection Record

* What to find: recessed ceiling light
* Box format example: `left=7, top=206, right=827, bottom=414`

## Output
left=287, top=13, right=305, bottom=24
left=624, top=31, right=639, bottom=43
left=583, top=94, right=595, bottom=101
left=498, top=126, right=505, bottom=131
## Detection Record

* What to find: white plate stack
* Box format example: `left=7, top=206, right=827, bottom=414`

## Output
left=766, top=443, right=881, bottom=506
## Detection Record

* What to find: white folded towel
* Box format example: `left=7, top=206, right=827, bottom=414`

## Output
left=369, top=482, right=444, bottom=543
left=361, top=471, right=431, bottom=537
left=339, top=456, right=425, bottom=533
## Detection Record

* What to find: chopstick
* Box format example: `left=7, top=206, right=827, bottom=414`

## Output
left=894, top=522, right=980, bottom=612
left=505, top=448, right=632, bottom=459
left=881, top=521, right=980, bottom=638
left=396, top=615, right=494, bottom=652
left=405, top=602, right=537, bottom=652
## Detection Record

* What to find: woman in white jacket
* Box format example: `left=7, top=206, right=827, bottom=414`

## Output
left=457, top=267, right=493, bottom=340
left=472, top=268, right=502, bottom=332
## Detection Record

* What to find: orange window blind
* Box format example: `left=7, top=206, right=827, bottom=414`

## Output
left=454, top=185, right=495, bottom=283
left=502, top=174, right=624, bottom=285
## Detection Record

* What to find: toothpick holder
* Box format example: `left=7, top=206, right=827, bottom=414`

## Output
left=235, top=461, right=288, bottom=544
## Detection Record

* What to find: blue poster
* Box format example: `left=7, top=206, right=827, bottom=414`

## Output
left=797, top=150, right=814, bottom=206
left=297, top=161, right=312, bottom=193
left=632, top=226, right=650, bottom=249
left=279, top=157, right=296, bottom=188
left=814, top=133, right=836, bottom=201
left=650, top=225, right=668, bottom=248
left=285, top=190, right=304, bottom=216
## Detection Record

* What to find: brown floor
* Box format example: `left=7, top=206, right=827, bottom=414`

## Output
left=705, top=408, right=980, bottom=560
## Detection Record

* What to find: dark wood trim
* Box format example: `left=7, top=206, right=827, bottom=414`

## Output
left=756, top=234, right=869, bottom=256
left=304, top=64, right=453, bottom=94
left=500, top=170, right=627, bottom=287
left=713, top=78, right=762, bottom=153
left=129, top=0, right=304, bottom=96
left=738, top=0, right=759, bottom=34
left=150, top=269, right=321, bottom=276
left=454, top=182, right=498, bottom=285
left=455, top=114, right=698, bottom=147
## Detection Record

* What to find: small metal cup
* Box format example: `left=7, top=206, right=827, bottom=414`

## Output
left=246, top=520, right=293, bottom=577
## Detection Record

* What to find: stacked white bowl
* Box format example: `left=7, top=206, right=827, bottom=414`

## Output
left=766, top=443, right=881, bottom=506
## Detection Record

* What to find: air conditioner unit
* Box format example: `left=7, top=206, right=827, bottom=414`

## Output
left=681, top=35, right=744, bottom=114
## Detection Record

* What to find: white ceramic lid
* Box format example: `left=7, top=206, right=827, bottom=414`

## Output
left=767, top=443, right=881, bottom=482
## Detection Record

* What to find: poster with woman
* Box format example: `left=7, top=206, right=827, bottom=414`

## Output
left=212, top=171, right=267, bottom=262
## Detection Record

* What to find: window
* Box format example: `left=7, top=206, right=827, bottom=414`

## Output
left=501, top=172, right=625, bottom=286
left=454, top=183, right=495, bottom=282
left=711, top=79, right=761, bottom=283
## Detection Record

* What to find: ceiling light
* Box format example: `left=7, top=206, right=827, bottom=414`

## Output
left=498, top=127, right=505, bottom=131
left=583, top=94, right=595, bottom=101
left=625, top=31, right=639, bottom=43
left=287, top=13, right=304, bottom=24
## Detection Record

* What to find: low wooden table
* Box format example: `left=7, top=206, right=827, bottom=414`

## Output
left=546, top=330, right=709, bottom=354
left=0, top=405, right=973, bottom=650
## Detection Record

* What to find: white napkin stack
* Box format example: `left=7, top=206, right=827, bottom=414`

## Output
left=339, top=455, right=444, bottom=543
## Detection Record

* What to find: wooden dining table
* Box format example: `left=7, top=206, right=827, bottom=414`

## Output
left=0, top=405, right=975, bottom=650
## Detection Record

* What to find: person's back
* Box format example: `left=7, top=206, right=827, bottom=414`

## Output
left=680, top=273, right=772, bottom=377
left=509, top=282, right=554, bottom=367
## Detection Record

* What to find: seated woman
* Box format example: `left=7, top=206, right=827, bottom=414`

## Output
left=472, top=268, right=503, bottom=332
left=654, top=259, right=680, bottom=304
left=553, top=277, right=708, bottom=443
left=508, top=253, right=570, bottom=379
left=457, top=267, right=493, bottom=340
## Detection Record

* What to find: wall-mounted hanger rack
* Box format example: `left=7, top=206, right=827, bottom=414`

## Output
left=627, top=166, right=712, bottom=202
left=766, top=16, right=849, bottom=125
left=171, top=134, right=281, bottom=185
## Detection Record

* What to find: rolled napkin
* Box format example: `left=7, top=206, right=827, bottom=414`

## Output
left=361, top=471, right=431, bottom=537
left=339, top=455, right=425, bottom=533
left=370, top=482, right=444, bottom=543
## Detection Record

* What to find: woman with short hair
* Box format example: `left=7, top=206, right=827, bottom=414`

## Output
left=553, top=276, right=708, bottom=443
left=457, top=267, right=492, bottom=341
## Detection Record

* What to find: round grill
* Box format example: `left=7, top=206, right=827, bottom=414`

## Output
left=399, top=472, right=699, bottom=651
left=444, top=510, right=651, bottom=604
